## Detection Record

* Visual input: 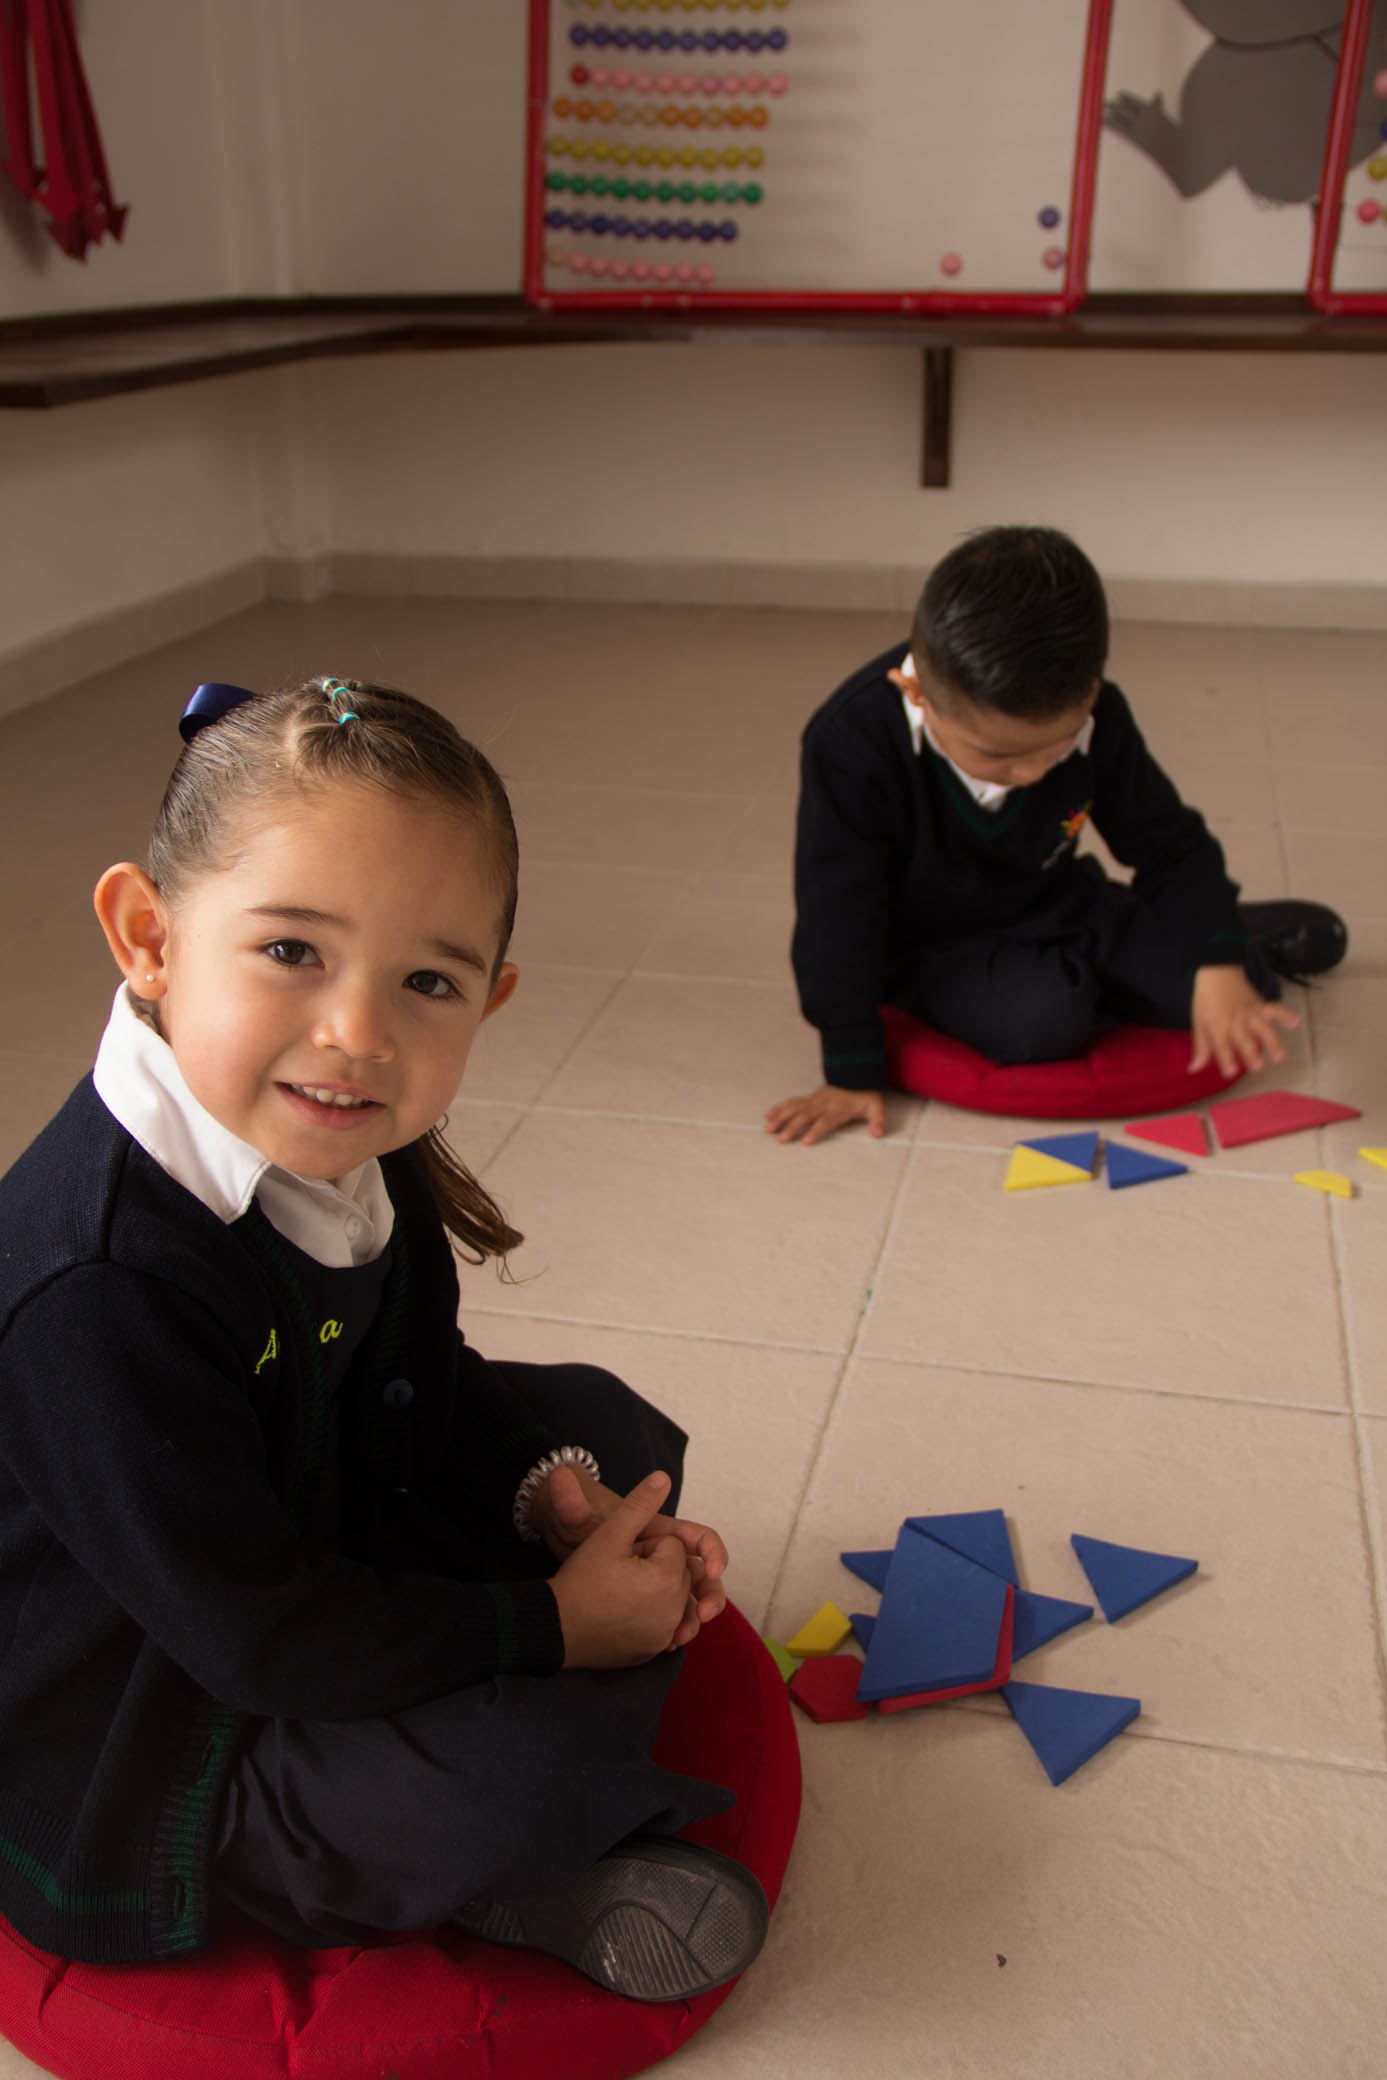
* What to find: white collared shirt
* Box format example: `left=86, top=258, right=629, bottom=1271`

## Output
left=897, top=654, right=1094, bottom=811
left=92, top=986, right=394, bottom=1268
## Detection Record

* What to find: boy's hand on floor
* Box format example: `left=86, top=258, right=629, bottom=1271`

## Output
left=764, top=1083, right=887, bottom=1146
left=540, top=1465, right=729, bottom=1648
left=1189, top=964, right=1300, bottom=1078
left=550, top=1472, right=700, bottom=1668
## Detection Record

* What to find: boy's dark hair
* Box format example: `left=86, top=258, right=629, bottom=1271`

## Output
left=913, top=526, right=1109, bottom=721
left=148, top=675, right=522, bottom=1267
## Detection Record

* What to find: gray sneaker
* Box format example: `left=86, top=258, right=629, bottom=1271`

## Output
left=457, top=1837, right=769, bottom=2002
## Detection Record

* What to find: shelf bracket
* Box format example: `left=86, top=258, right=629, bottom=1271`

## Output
left=921, top=345, right=953, bottom=489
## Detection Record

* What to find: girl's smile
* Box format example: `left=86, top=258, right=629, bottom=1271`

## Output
left=96, top=782, right=518, bottom=1181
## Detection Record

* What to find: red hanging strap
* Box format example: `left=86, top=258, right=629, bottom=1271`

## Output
left=0, top=0, right=39, bottom=198
left=0, top=0, right=125, bottom=259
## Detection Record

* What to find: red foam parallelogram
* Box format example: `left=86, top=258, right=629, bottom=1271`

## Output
left=877, top=1582, right=1015, bottom=1715
left=1208, top=1090, right=1361, bottom=1151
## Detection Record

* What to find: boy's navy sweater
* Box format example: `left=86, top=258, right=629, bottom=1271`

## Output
left=793, top=644, right=1251, bottom=1088
left=0, top=1078, right=564, bottom=1964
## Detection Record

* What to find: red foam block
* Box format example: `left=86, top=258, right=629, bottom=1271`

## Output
left=1208, top=1089, right=1361, bottom=1151
left=878, top=1582, right=1015, bottom=1715
left=1124, top=1111, right=1208, bottom=1157
left=788, top=1653, right=872, bottom=1724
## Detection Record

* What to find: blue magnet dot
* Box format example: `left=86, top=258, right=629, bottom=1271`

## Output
left=718, top=218, right=738, bottom=240
left=634, top=26, right=653, bottom=48
left=654, top=219, right=674, bottom=239
left=741, top=31, right=759, bottom=50
left=631, top=218, right=652, bottom=238
left=610, top=215, right=630, bottom=236
left=571, top=21, right=589, bottom=44
left=767, top=27, right=787, bottom=49
left=675, top=219, right=696, bottom=239
left=1038, top=205, right=1061, bottom=229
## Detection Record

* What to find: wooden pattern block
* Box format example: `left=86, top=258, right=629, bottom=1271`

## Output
left=1004, top=1145, right=1092, bottom=1192
left=1002, top=1679, right=1140, bottom=1785
left=857, top=1527, right=1010, bottom=1702
left=840, top=1548, right=892, bottom=1594
left=785, top=1601, right=853, bottom=1658
left=1070, top=1533, right=1197, bottom=1621
left=878, top=1582, right=1015, bottom=1714
left=1125, top=1110, right=1209, bottom=1157
left=1010, top=1587, right=1093, bottom=1662
left=1208, top=1089, right=1362, bottom=1151
left=1105, top=1142, right=1188, bottom=1190
left=1294, top=1169, right=1354, bottom=1198
left=763, top=1637, right=799, bottom=1682
left=1361, top=1148, right=1387, bottom=1172
left=905, top=1507, right=1018, bottom=1585
left=788, top=1654, right=872, bottom=1724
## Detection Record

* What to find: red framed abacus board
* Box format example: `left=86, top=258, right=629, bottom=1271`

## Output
left=1307, top=0, right=1387, bottom=313
left=524, top=0, right=1115, bottom=315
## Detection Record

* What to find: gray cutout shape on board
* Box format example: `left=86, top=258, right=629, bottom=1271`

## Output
left=1104, top=1, right=1387, bottom=205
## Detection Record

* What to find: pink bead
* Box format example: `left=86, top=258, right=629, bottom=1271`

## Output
left=611, top=70, right=631, bottom=90
left=1374, top=68, right=1387, bottom=96
left=674, top=261, right=695, bottom=281
left=1358, top=197, right=1381, bottom=222
left=653, top=262, right=674, bottom=282
left=610, top=258, right=631, bottom=279
left=726, top=73, right=745, bottom=93
left=589, top=255, right=611, bottom=277
left=568, top=251, right=590, bottom=274
left=1042, top=245, right=1065, bottom=269
left=940, top=251, right=963, bottom=276
left=677, top=74, right=698, bottom=95
left=590, top=67, right=609, bottom=87
left=655, top=72, right=675, bottom=93
left=631, top=259, right=651, bottom=279
left=701, top=74, right=721, bottom=94
left=766, top=72, right=787, bottom=94
left=695, top=263, right=716, bottom=284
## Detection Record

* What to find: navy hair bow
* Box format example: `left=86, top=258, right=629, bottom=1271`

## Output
left=179, top=682, right=257, bottom=744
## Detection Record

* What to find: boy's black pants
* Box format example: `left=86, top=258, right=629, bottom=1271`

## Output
left=213, top=1364, right=732, bottom=1947
left=890, top=876, right=1276, bottom=1065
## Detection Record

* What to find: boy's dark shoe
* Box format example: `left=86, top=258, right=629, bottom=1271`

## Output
left=456, top=1837, right=770, bottom=2002
left=1240, top=900, right=1348, bottom=983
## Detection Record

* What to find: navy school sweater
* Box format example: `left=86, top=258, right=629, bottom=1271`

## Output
left=0, top=1078, right=564, bottom=1963
left=792, top=643, right=1251, bottom=1088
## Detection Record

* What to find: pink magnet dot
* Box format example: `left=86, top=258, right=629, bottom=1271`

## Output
left=1358, top=197, right=1382, bottom=222
left=611, top=69, right=632, bottom=89
left=766, top=72, right=787, bottom=93
left=678, top=73, right=698, bottom=93
left=940, top=251, right=963, bottom=276
left=589, top=255, right=611, bottom=277
left=653, top=261, right=674, bottom=281
left=655, top=72, right=675, bottom=92
left=726, top=73, right=746, bottom=93
left=610, top=258, right=632, bottom=278
left=1042, top=245, right=1065, bottom=269
left=590, top=67, right=610, bottom=86
left=701, top=74, right=721, bottom=93
left=695, top=263, right=716, bottom=284
left=568, top=251, right=590, bottom=274
left=674, top=261, right=695, bottom=281
left=632, top=259, right=651, bottom=279
left=1376, top=68, right=1387, bottom=95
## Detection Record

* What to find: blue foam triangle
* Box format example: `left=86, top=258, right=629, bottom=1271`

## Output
left=840, top=1548, right=891, bottom=1594
left=857, top=1525, right=1010, bottom=1702
left=1021, top=1130, right=1099, bottom=1175
left=1105, top=1142, right=1188, bottom=1190
left=849, top=1611, right=875, bottom=1648
left=1002, top=1679, right=1140, bottom=1785
left=904, top=1508, right=1018, bottom=1586
left=1070, top=1534, right=1198, bottom=1622
left=1010, top=1587, right=1093, bottom=1662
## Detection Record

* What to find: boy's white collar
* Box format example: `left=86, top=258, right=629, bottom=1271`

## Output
left=92, top=985, right=393, bottom=1267
left=897, top=653, right=1094, bottom=811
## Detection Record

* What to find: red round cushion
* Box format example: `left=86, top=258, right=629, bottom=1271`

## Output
left=881, top=1008, right=1243, bottom=1120
left=0, top=1604, right=799, bottom=2080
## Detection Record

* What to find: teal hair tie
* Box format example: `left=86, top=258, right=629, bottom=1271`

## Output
left=337, top=711, right=358, bottom=725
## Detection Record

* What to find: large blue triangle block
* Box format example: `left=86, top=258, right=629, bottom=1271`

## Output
left=849, top=1611, right=876, bottom=1649
left=1010, top=1587, right=1093, bottom=1662
left=840, top=1548, right=892, bottom=1594
left=1021, top=1130, right=1099, bottom=1175
left=1002, top=1679, right=1140, bottom=1785
left=1106, top=1142, right=1188, bottom=1191
left=857, top=1525, right=1010, bottom=1702
left=1071, top=1533, right=1198, bottom=1621
left=904, top=1508, right=1017, bottom=1586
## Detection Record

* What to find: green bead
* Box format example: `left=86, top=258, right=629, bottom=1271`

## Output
left=633, top=179, right=652, bottom=199
left=592, top=175, right=610, bottom=195
left=656, top=180, right=675, bottom=200
left=722, top=181, right=739, bottom=202
left=571, top=174, right=590, bottom=195
left=546, top=170, right=567, bottom=191
left=677, top=181, right=695, bottom=203
left=700, top=182, right=718, bottom=203
left=612, top=177, right=630, bottom=197
left=743, top=181, right=762, bottom=203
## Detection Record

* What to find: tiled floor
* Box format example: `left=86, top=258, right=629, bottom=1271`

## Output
left=2, top=599, right=1385, bottom=2077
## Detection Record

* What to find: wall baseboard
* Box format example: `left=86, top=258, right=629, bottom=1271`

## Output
left=5, top=555, right=1386, bottom=719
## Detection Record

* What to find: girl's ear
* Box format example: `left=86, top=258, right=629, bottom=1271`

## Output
left=481, top=961, right=519, bottom=1023
left=93, top=863, right=171, bottom=1001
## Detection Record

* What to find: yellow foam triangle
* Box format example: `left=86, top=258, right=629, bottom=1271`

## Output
left=1004, top=1146, right=1093, bottom=1191
left=785, top=1601, right=852, bottom=1658
left=1294, top=1169, right=1354, bottom=1199
left=1359, top=1147, right=1387, bottom=1172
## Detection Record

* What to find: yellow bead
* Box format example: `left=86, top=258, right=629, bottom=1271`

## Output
left=700, top=147, right=719, bottom=168
left=592, top=140, right=612, bottom=159
left=614, top=143, right=633, bottom=163
left=570, top=138, right=591, bottom=159
left=746, top=144, right=764, bottom=167
left=1371, top=156, right=1387, bottom=180
left=635, top=143, right=656, bottom=163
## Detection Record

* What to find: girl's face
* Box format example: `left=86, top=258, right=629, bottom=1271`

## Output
left=124, top=783, right=516, bottom=1181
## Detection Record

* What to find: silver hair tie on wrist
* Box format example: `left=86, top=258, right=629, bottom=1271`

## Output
left=512, top=1445, right=601, bottom=1543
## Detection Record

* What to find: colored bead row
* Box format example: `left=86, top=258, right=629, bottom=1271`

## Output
left=570, top=1, right=790, bottom=12
left=546, top=208, right=739, bottom=241
left=570, top=24, right=789, bottom=50
left=547, top=171, right=763, bottom=203
left=570, top=67, right=787, bottom=92
left=552, top=98, right=771, bottom=128
left=546, top=247, right=719, bottom=285
left=547, top=136, right=765, bottom=169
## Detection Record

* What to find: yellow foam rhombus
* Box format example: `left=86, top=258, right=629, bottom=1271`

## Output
left=1004, top=1145, right=1093, bottom=1191
left=1294, top=1169, right=1354, bottom=1199
left=1360, top=1147, right=1387, bottom=1172
left=784, top=1601, right=852, bottom=1658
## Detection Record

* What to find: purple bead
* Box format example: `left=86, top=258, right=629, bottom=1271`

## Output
left=571, top=22, right=589, bottom=45
left=740, top=32, right=759, bottom=51
left=678, top=31, right=697, bottom=52
left=655, top=30, right=675, bottom=50
left=718, top=218, right=737, bottom=240
left=610, top=215, right=631, bottom=236
left=570, top=211, right=590, bottom=232
left=696, top=220, right=717, bottom=241
left=1038, top=205, right=1061, bottom=229
left=590, top=212, right=610, bottom=234
left=545, top=208, right=566, bottom=230
left=767, top=28, right=788, bottom=50
left=591, top=25, right=610, bottom=48
left=654, top=219, right=674, bottom=240
left=701, top=30, right=720, bottom=50
left=631, top=219, right=652, bottom=239
left=634, top=27, right=653, bottom=50
left=675, top=219, right=696, bottom=239
left=611, top=27, right=631, bottom=48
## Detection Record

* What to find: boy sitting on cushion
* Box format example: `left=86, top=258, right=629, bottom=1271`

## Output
left=766, top=525, right=1346, bottom=1146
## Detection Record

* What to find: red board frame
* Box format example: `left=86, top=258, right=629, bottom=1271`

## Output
left=1307, top=0, right=1385, bottom=313
left=524, top=0, right=1115, bottom=317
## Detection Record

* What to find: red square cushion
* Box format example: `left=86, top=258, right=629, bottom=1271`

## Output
left=880, top=1009, right=1242, bottom=1120
left=0, top=1603, right=799, bottom=2080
